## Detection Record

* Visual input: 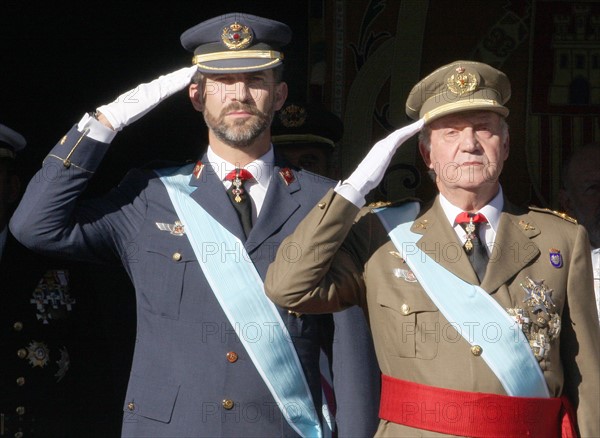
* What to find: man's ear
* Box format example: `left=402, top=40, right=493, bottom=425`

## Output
left=189, top=83, right=203, bottom=112
left=418, top=141, right=433, bottom=169
left=502, top=132, right=510, bottom=161
left=273, top=82, right=288, bottom=111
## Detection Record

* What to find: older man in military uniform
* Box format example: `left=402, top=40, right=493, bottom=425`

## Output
left=9, top=12, right=374, bottom=438
left=265, top=60, right=600, bottom=437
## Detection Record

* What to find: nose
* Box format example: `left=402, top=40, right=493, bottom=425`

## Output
left=223, top=79, right=251, bottom=103
left=460, top=127, right=481, bottom=152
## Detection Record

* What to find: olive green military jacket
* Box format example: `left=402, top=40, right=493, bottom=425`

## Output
left=265, top=189, right=600, bottom=438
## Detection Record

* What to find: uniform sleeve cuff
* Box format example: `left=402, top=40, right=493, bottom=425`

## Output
left=334, top=181, right=366, bottom=208
left=77, top=113, right=118, bottom=143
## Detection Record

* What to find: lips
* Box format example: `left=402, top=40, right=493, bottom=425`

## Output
left=227, top=110, right=252, bottom=117
left=223, top=104, right=259, bottom=118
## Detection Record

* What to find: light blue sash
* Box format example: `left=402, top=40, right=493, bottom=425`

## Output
left=375, top=202, right=549, bottom=398
left=157, top=164, right=322, bottom=438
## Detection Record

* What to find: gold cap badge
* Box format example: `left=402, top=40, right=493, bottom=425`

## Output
left=446, top=66, right=479, bottom=96
left=221, top=22, right=253, bottom=50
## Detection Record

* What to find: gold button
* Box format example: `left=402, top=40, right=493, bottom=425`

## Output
left=318, top=202, right=326, bottom=209
left=400, top=304, right=410, bottom=315
left=172, top=252, right=182, bottom=261
left=471, top=345, right=483, bottom=356
left=222, top=399, right=234, bottom=410
left=127, top=402, right=135, bottom=411
left=17, top=348, right=27, bottom=359
left=13, top=321, right=23, bottom=331
left=60, top=135, right=67, bottom=145
left=16, top=377, right=25, bottom=386
left=16, top=406, right=25, bottom=416
left=63, top=158, right=71, bottom=168
left=226, top=352, right=238, bottom=363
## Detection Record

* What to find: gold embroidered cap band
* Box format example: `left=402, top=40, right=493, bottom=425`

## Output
left=180, top=13, right=292, bottom=74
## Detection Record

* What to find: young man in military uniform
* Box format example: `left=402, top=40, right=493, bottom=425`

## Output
left=10, top=12, right=373, bottom=438
left=265, top=60, right=600, bottom=437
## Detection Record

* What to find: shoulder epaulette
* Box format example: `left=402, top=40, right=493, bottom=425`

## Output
left=368, top=200, right=392, bottom=209
left=367, top=197, right=421, bottom=211
left=528, top=206, right=578, bottom=224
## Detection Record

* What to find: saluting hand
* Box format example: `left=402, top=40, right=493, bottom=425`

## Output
left=96, top=65, right=198, bottom=131
left=345, top=118, right=424, bottom=200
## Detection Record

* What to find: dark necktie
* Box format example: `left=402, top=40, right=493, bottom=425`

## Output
left=225, top=168, right=254, bottom=238
left=455, top=212, right=489, bottom=282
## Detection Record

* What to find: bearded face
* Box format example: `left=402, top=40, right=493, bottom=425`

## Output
left=196, top=70, right=286, bottom=150
left=203, top=100, right=275, bottom=149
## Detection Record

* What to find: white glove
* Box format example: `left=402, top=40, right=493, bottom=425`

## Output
left=345, top=118, right=424, bottom=199
left=97, top=65, right=198, bottom=131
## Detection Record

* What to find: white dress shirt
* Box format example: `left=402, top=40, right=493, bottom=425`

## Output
left=439, top=186, right=504, bottom=256
left=206, top=146, right=274, bottom=223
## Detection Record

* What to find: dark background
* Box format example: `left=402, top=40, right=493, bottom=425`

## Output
left=1, top=1, right=311, bottom=191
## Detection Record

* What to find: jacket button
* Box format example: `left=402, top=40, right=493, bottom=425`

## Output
left=16, top=377, right=25, bottom=386
left=13, top=321, right=23, bottom=331
left=172, top=252, right=182, bottom=261
left=16, top=406, right=25, bottom=415
left=226, top=352, right=238, bottom=363
left=400, top=304, right=410, bottom=315
left=318, top=202, right=326, bottom=209
left=17, top=348, right=27, bottom=359
left=127, top=402, right=135, bottom=411
left=222, top=399, right=234, bottom=410
left=471, top=345, right=483, bottom=356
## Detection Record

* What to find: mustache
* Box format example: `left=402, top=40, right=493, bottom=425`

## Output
left=220, top=103, right=264, bottom=118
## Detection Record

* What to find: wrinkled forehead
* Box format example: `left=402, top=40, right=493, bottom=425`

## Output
left=429, top=110, right=502, bottom=129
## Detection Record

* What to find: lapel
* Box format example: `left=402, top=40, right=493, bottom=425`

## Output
left=410, top=196, right=480, bottom=285
left=188, top=155, right=246, bottom=242
left=245, top=164, right=300, bottom=254
left=480, top=199, right=540, bottom=293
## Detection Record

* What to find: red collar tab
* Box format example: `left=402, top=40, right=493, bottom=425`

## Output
left=192, top=161, right=204, bottom=179
left=455, top=212, right=487, bottom=224
left=279, top=168, right=295, bottom=186
left=225, top=168, right=254, bottom=181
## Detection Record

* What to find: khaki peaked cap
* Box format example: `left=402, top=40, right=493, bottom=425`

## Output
left=406, top=60, right=511, bottom=123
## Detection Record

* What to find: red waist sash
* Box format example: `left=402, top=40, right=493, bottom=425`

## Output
left=379, top=374, right=577, bottom=438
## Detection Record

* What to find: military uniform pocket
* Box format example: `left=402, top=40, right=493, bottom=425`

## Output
left=123, top=374, right=180, bottom=423
left=376, top=283, right=440, bottom=359
left=137, top=238, right=196, bottom=319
